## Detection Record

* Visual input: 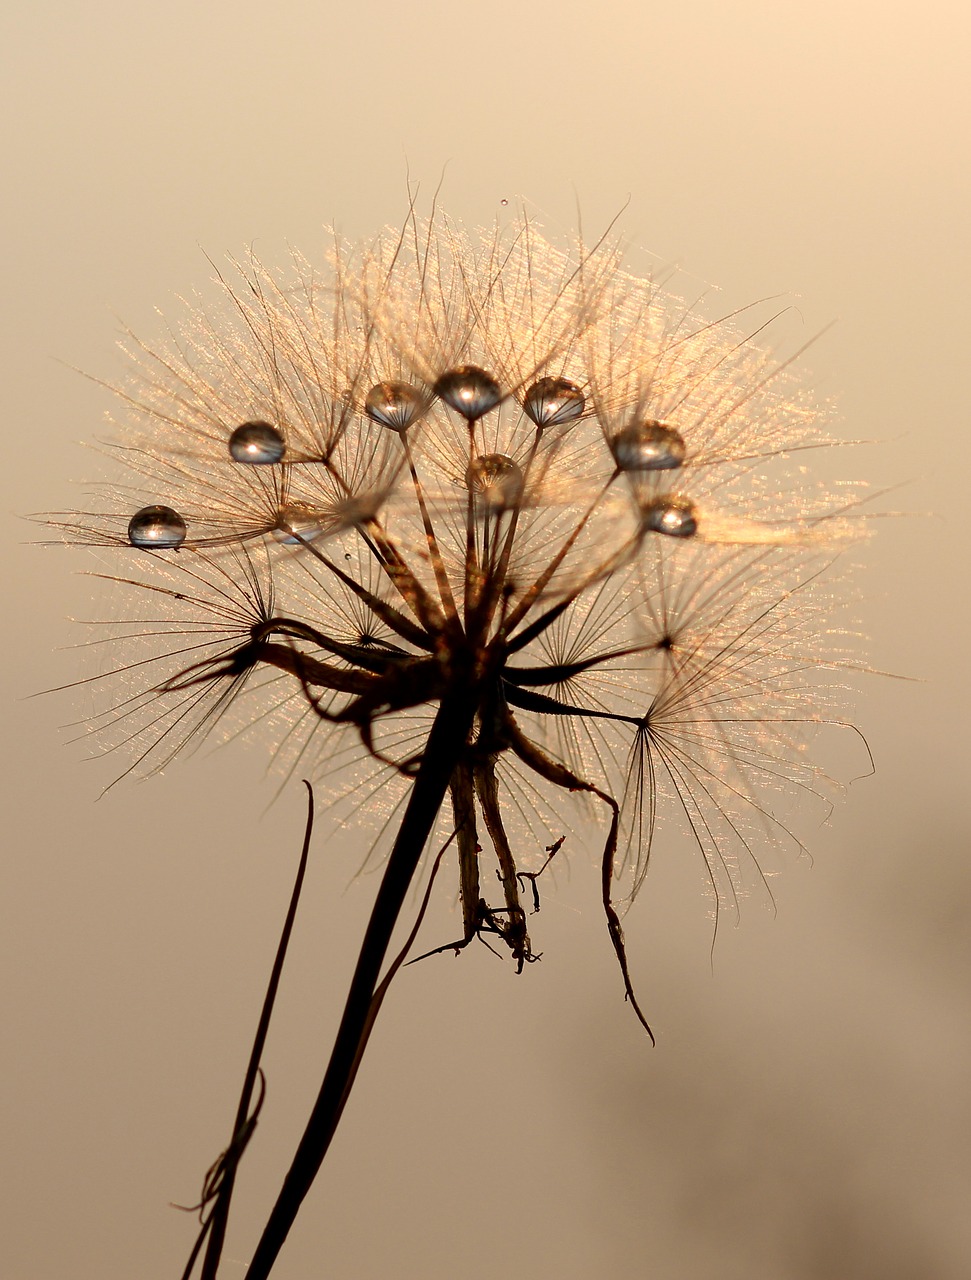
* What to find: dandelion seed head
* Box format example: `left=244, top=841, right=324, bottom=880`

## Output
left=51, top=202, right=870, bottom=997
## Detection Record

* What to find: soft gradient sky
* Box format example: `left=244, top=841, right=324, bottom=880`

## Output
left=3, top=2, right=969, bottom=1278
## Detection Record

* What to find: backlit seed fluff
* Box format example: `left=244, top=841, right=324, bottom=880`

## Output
left=51, top=205, right=867, bottom=1043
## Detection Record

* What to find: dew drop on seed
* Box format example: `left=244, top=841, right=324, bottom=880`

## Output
left=229, top=420, right=286, bottom=464
left=128, top=505, right=187, bottom=549
left=466, top=453, right=524, bottom=512
left=364, top=381, right=426, bottom=431
left=434, top=366, right=502, bottom=420
left=272, top=506, right=326, bottom=544
left=611, top=420, right=686, bottom=471
left=522, top=376, right=585, bottom=428
left=640, top=496, right=698, bottom=539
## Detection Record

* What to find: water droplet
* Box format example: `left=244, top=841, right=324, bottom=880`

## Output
left=272, top=507, right=326, bottom=544
left=364, top=381, right=426, bottom=431
left=500, top=198, right=509, bottom=207
left=229, top=420, right=285, bottom=464
left=640, top=496, right=698, bottom=539
left=466, top=453, right=524, bottom=512
left=611, top=420, right=686, bottom=471
left=434, top=366, right=502, bottom=421
left=128, top=505, right=187, bottom=549
left=522, top=376, right=585, bottom=428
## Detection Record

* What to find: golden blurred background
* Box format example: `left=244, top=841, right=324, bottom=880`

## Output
left=3, top=2, right=968, bottom=1277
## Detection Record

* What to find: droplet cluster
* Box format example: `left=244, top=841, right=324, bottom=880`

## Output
left=124, top=366, right=700, bottom=547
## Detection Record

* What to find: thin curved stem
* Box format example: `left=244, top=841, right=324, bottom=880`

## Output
left=201, top=784, right=315, bottom=1279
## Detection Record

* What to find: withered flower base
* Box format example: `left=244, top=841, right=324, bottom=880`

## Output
left=51, top=204, right=864, bottom=1278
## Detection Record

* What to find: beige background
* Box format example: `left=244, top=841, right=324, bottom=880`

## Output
left=3, top=2, right=968, bottom=1277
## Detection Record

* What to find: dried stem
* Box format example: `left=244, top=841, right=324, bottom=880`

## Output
left=178, top=783, right=315, bottom=1280
left=243, top=690, right=480, bottom=1279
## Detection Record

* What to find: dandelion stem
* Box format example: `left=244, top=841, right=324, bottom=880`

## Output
left=244, top=688, right=480, bottom=1280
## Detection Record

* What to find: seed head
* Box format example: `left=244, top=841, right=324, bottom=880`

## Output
left=50, top=205, right=867, bottom=1029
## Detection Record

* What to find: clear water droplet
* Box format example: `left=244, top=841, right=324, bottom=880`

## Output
left=229, top=420, right=285, bottom=464
left=434, top=366, right=502, bottom=420
left=128, top=505, right=187, bottom=549
left=522, top=376, right=585, bottom=428
left=364, top=381, right=426, bottom=431
left=500, top=198, right=509, bottom=207
left=272, top=506, right=326, bottom=544
left=640, top=496, right=697, bottom=539
left=611, top=420, right=686, bottom=471
left=465, top=453, right=524, bottom=512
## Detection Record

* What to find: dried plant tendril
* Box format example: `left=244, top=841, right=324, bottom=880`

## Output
left=611, top=419, right=686, bottom=471
left=229, top=420, right=286, bottom=464
left=127, top=505, right=186, bottom=548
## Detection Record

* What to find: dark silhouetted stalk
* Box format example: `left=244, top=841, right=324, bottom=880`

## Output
left=244, top=690, right=480, bottom=1280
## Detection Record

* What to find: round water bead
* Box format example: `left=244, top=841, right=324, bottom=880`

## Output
left=128, top=505, right=187, bottom=549
left=434, top=366, right=502, bottom=420
left=272, top=506, right=327, bottom=544
left=611, top=420, right=686, bottom=471
left=640, top=496, right=698, bottom=539
left=364, top=381, right=426, bottom=431
left=522, top=376, right=585, bottom=428
left=466, top=453, right=524, bottom=512
left=229, top=420, right=285, bottom=464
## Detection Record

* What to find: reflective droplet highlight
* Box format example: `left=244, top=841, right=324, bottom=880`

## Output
left=364, top=381, right=426, bottom=431
left=229, top=420, right=285, bottom=464
left=466, top=453, right=524, bottom=512
left=611, top=420, right=686, bottom=471
left=522, top=377, right=585, bottom=428
left=128, top=505, right=187, bottom=549
left=272, top=506, right=327, bottom=544
left=434, top=366, right=502, bottom=420
left=640, top=496, right=698, bottom=539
